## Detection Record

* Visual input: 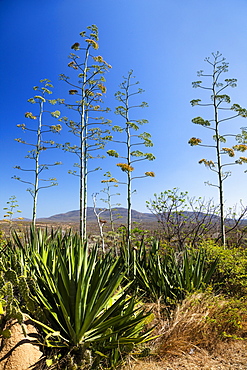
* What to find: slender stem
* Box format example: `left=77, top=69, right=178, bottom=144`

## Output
left=79, top=46, right=89, bottom=240
left=212, top=60, right=225, bottom=246
left=125, top=75, right=132, bottom=247
left=83, top=109, right=89, bottom=240
left=32, top=100, right=43, bottom=225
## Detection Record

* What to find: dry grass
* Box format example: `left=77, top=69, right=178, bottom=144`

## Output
left=122, top=292, right=247, bottom=370
left=123, top=341, right=247, bottom=369
left=157, top=292, right=247, bottom=354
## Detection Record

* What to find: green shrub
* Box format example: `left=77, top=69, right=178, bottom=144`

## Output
left=199, top=239, right=247, bottom=297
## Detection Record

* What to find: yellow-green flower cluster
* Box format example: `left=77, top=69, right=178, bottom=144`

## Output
left=69, top=90, right=78, bottom=95
left=15, top=138, right=26, bottom=144
left=17, top=124, right=26, bottom=130
left=101, top=177, right=118, bottom=183
left=107, top=150, right=119, bottom=158
left=93, top=55, right=104, bottom=63
left=199, top=158, right=215, bottom=167
left=98, top=83, right=106, bottom=93
left=238, top=156, right=247, bottom=164
left=93, top=55, right=112, bottom=68
left=25, top=112, right=37, bottom=119
left=50, top=124, right=62, bottom=133
left=68, top=61, right=78, bottom=70
left=233, top=144, right=247, bottom=152
left=222, top=147, right=235, bottom=157
left=85, top=89, right=95, bottom=97
left=34, top=95, right=46, bottom=102
left=145, top=171, right=155, bottom=177
left=117, top=163, right=134, bottom=172
left=188, top=137, right=202, bottom=146
left=71, top=42, right=80, bottom=50
left=85, top=39, right=99, bottom=49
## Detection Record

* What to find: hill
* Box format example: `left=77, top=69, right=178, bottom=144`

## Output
left=37, top=207, right=156, bottom=223
left=36, top=207, right=247, bottom=226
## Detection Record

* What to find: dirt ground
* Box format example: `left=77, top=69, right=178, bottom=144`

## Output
left=123, top=341, right=247, bottom=370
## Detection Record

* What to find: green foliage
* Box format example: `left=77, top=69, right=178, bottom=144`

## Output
left=191, top=116, right=211, bottom=126
left=1, top=228, right=153, bottom=369
left=128, top=240, right=218, bottom=304
left=199, top=239, right=247, bottom=297
left=200, top=295, right=247, bottom=341
left=2, top=224, right=247, bottom=368
left=107, top=149, right=119, bottom=158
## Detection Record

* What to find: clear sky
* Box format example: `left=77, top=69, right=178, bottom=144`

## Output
left=1, top=0, right=247, bottom=219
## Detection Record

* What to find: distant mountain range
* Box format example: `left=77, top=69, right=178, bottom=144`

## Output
left=36, top=207, right=247, bottom=226
left=37, top=207, right=156, bottom=223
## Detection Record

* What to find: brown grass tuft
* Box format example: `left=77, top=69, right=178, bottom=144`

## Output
left=156, top=291, right=247, bottom=356
left=122, top=292, right=247, bottom=370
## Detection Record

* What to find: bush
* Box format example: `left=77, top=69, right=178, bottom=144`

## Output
left=199, top=239, right=247, bottom=297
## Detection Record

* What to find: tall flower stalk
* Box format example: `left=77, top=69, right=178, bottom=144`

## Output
left=189, top=52, right=247, bottom=245
left=107, top=71, right=155, bottom=246
left=59, top=25, right=112, bottom=239
left=13, top=79, right=62, bottom=225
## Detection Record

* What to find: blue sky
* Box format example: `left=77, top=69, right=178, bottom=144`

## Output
left=1, top=0, right=247, bottom=219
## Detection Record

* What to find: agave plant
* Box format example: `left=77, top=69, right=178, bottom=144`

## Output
left=173, top=248, right=218, bottom=293
left=0, top=229, right=154, bottom=368
left=135, top=240, right=218, bottom=303
left=15, top=231, right=154, bottom=368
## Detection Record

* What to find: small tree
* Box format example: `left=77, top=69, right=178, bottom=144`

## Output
left=59, top=25, right=112, bottom=239
left=147, top=189, right=247, bottom=248
left=189, top=52, right=247, bottom=245
left=100, top=171, right=121, bottom=232
left=13, top=79, right=62, bottom=225
left=107, top=70, right=155, bottom=246
left=3, top=195, right=22, bottom=224
left=146, top=188, right=221, bottom=249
